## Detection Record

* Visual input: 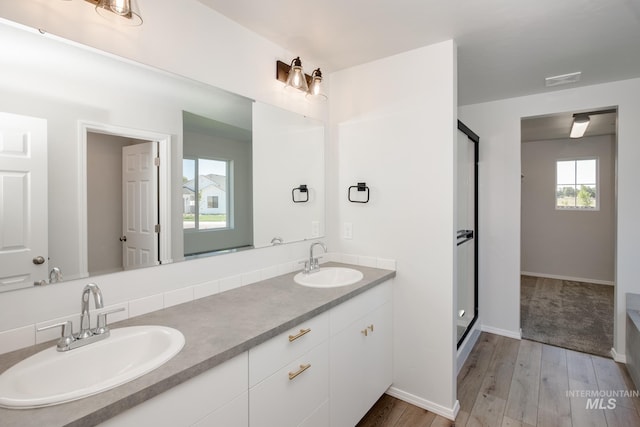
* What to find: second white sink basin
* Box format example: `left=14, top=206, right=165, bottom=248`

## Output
left=294, top=267, right=364, bottom=288
left=0, top=325, right=185, bottom=409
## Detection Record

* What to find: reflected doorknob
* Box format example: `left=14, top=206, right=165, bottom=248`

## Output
left=33, top=256, right=45, bottom=265
left=120, top=236, right=127, bottom=242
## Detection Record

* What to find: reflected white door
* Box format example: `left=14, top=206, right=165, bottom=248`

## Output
left=0, top=112, right=48, bottom=290
left=122, top=142, right=158, bottom=270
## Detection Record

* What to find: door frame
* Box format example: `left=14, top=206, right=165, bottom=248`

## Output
left=77, top=121, right=172, bottom=277
left=457, top=120, right=479, bottom=348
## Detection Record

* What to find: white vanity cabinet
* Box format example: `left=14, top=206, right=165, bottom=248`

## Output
left=249, top=312, right=330, bottom=427
left=98, top=279, right=393, bottom=427
left=100, top=352, right=248, bottom=427
left=329, top=280, right=393, bottom=427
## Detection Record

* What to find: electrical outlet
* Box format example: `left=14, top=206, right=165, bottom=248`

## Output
left=311, top=221, right=320, bottom=237
left=343, top=222, right=353, bottom=240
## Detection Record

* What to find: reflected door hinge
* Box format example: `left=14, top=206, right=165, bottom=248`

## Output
left=154, top=157, right=160, bottom=167
left=155, top=224, right=161, bottom=233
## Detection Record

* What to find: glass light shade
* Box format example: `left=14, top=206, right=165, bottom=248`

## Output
left=95, top=0, right=143, bottom=26
left=306, top=68, right=327, bottom=102
left=285, top=57, right=309, bottom=92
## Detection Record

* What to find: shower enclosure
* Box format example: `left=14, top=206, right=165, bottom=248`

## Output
left=456, top=120, right=479, bottom=346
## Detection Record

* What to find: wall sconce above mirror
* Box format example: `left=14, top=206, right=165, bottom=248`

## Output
left=63, top=0, right=143, bottom=26
left=276, top=57, right=327, bottom=102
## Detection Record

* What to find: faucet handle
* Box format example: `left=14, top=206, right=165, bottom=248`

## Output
left=37, top=321, right=75, bottom=350
left=95, top=307, right=125, bottom=335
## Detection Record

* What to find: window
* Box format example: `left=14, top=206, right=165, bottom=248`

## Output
left=556, top=158, right=598, bottom=210
left=182, top=158, right=229, bottom=230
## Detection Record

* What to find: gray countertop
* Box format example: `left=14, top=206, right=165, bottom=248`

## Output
left=0, top=262, right=395, bottom=427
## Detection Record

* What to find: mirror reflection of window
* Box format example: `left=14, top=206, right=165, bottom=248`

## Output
left=183, top=158, right=229, bottom=231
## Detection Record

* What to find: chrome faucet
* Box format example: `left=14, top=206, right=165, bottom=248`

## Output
left=37, top=283, right=124, bottom=352
left=303, top=241, right=327, bottom=274
left=79, top=283, right=104, bottom=339
left=49, top=267, right=63, bottom=284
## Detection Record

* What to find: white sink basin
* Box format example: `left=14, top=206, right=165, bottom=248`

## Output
left=0, top=325, right=185, bottom=409
left=294, top=267, right=364, bottom=288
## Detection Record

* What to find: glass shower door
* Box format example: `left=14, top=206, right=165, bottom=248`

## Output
left=456, top=121, right=478, bottom=346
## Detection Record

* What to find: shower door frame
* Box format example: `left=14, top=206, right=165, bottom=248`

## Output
left=457, top=120, right=479, bottom=348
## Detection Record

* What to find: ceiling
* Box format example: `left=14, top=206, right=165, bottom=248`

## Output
left=521, top=111, right=617, bottom=142
left=196, top=0, right=640, bottom=106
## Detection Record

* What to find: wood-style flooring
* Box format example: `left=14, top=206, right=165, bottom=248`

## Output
left=357, top=332, right=640, bottom=427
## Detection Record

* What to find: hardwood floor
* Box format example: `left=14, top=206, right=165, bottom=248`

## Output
left=357, top=332, right=640, bottom=427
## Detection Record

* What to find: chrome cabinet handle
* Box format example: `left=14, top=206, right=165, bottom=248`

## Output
left=289, top=328, right=311, bottom=342
left=288, top=363, right=311, bottom=380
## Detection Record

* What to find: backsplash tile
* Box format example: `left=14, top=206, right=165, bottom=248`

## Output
left=193, top=280, right=220, bottom=299
left=0, top=325, right=34, bottom=355
left=164, top=287, right=194, bottom=308
left=129, top=294, right=164, bottom=318
left=220, top=275, right=242, bottom=292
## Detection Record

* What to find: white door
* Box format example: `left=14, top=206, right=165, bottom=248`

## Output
left=0, top=112, right=48, bottom=291
left=122, top=142, right=158, bottom=270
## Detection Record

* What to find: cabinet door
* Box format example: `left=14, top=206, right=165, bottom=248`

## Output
left=330, top=301, right=392, bottom=427
left=100, top=353, right=248, bottom=427
left=250, top=341, right=329, bottom=427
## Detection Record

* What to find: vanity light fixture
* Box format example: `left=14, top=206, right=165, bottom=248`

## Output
left=570, top=114, right=590, bottom=139
left=276, top=57, right=327, bottom=101
left=85, top=0, right=143, bottom=26
left=284, top=57, right=309, bottom=92
left=306, top=68, right=327, bottom=102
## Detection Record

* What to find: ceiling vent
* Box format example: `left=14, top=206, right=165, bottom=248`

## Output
left=545, top=71, right=581, bottom=87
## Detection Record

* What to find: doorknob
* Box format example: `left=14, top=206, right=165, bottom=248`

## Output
left=119, top=236, right=127, bottom=242
left=33, top=256, right=45, bottom=265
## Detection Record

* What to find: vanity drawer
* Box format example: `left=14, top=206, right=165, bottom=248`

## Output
left=330, top=280, right=392, bottom=334
left=249, top=340, right=329, bottom=427
left=249, top=311, right=329, bottom=386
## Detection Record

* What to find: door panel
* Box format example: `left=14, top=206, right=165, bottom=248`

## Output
left=456, top=123, right=479, bottom=346
left=122, top=142, right=158, bottom=270
left=0, top=112, right=47, bottom=291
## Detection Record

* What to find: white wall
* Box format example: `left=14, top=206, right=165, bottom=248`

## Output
left=330, top=41, right=458, bottom=417
left=459, top=77, right=640, bottom=359
left=521, top=135, right=615, bottom=283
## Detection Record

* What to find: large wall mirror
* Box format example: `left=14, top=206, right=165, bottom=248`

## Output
left=0, top=20, right=325, bottom=292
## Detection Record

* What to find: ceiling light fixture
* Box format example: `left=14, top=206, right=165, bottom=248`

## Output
left=276, top=57, right=327, bottom=102
left=84, top=0, right=143, bottom=26
left=570, top=114, right=590, bottom=138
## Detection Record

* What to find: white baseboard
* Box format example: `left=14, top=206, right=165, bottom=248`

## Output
left=611, top=347, right=627, bottom=363
left=481, top=325, right=522, bottom=340
left=457, top=326, right=481, bottom=375
left=521, top=271, right=614, bottom=286
left=386, top=387, right=459, bottom=420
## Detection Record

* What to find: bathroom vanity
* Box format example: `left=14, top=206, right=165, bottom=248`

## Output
left=0, top=263, right=394, bottom=426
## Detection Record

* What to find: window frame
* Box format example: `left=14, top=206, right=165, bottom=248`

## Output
left=555, top=156, right=600, bottom=212
left=183, top=156, right=231, bottom=232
